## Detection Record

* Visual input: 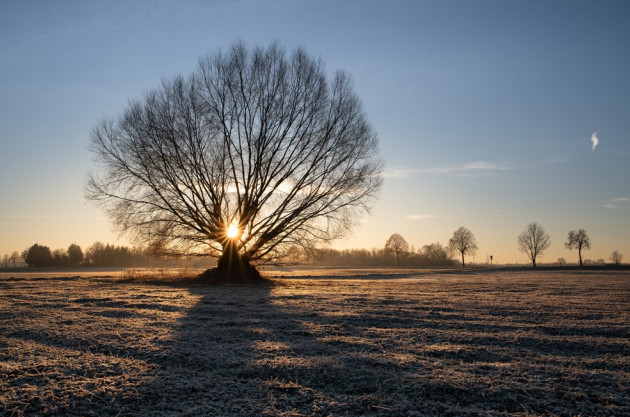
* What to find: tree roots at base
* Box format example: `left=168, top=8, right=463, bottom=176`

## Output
left=196, top=250, right=270, bottom=284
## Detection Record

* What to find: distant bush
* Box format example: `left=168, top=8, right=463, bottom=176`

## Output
left=25, top=244, right=53, bottom=267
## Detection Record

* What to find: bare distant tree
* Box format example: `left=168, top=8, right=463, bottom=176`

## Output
left=565, top=229, right=591, bottom=267
left=1, top=254, right=8, bottom=268
left=87, top=41, right=382, bottom=281
left=517, top=222, right=551, bottom=267
left=9, top=251, right=21, bottom=268
left=448, top=227, right=478, bottom=267
left=422, top=242, right=451, bottom=264
left=610, top=250, right=623, bottom=265
left=52, top=249, right=68, bottom=266
left=385, top=233, right=409, bottom=267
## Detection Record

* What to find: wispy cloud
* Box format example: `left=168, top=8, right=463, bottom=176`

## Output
left=11, top=215, right=60, bottom=219
left=604, top=197, right=628, bottom=209
left=405, top=214, right=435, bottom=220
left=432, top=161, right=512, bottom=174
left=591, top=132, right=599, bottom=151
left=382, top=168, right=421, bottom=179
left=384, top=161, right=514, bottom=179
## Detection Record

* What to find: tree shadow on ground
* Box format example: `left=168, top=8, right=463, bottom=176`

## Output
left=107, top=278, right=629, bottom=416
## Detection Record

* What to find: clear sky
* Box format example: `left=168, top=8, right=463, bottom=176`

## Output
left=1, top=0, right=629, bottom=265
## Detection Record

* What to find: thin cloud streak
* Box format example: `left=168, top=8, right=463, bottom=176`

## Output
left=405, top=214, right=435, bottom=220
left=604, top=197, right=628, bottom=209
left=383, top=161, right=515, bottom=179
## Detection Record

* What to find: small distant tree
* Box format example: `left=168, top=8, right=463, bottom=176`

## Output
left=557, top=257, right=566, bottom=266
left=1, top=254, right=8, bottom=268
left=25, top=244, right=53, bottom=267
left=517, top=222, right=551, bottom=267
left=422, top=242, right=451, bottom=265
left=448, top=227, right=478, bottom=267
left=385, top=233, right=409, bottom=267
left=9, top=251, right=21, bottom=268
left=52, top=249, right=68, bottom=266
left=610, top=250, right=623, bottom=265
left=67, top=243, right=84, bottom=266
left=565, top=229, right=591, bottom=267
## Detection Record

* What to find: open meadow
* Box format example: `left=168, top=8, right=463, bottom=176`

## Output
left=1, top=268, right=629, bottom=416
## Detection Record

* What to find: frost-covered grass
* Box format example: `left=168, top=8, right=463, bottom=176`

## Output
left=1, top=269, right=629, bottom=416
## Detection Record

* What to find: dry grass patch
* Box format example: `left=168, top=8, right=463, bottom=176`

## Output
left=1, top=269, right=628, bottom=416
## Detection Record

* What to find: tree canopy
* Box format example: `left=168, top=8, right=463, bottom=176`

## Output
left=565, top=229, right=591, bottom=267
left=25, top=244, right=52, bottom=267
left=517, top=222, right=551, bottom=267
left=384, top=233, right=409, bottom=267
left=448, top=227, right=478, bottom=267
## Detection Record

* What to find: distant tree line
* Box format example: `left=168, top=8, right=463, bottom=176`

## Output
left=306, top=242, right=457, bottom=267
left=1, top=225, right=625, bottom=268
left=3, top=242, right=168, bottom=268
left=307, top=224, right=624, bottom=269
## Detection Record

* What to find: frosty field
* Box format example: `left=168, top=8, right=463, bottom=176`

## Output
left=1, top=268, right=629, bottom=416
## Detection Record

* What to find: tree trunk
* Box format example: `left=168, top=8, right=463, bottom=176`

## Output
left=198, top=241, right=266, bottom=284
left=579, top=249, right=583, bottom=267
left=461, top=252, right=465, bottom=268
left=532, top=258, right=537, bottom=268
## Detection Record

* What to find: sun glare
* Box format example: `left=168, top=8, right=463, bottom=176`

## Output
left=227, top=223, right=239, bottom=239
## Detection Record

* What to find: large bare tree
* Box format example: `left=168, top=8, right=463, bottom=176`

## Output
left=448, top=226, right=478, bottom=267
left=384, top=233, right=409, bottom=267
left=565, top=229, right=591, bottom=267
left=517, top=222, right=551, bottom=267
left=87, top=42, right=382, bottom=280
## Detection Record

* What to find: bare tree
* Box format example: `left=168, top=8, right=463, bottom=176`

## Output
left=565, top=229, right=591, bottom=267
left=517, top=222, right=551, bottom=267
left=422, top=242, right=451, bottom=265
left=384, top=233, right=409, bottom=267
left=87, top=41, right=382, bottom=281
left=610, top=250, right=623, bottom=265
left=9, top=251, right=21, bottom=268
left=448, top=227, right=478, bottom=267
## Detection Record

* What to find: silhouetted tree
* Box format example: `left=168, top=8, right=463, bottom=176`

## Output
left=565, top=229, right=591, bottom=267
left=448, top=227, right=478, bottom=267
left=9, top=251, right=21, bottom=267
left=67, top=243, right=84, bottom=266
left=517, top=222, right=551, bottom=267
left=25, top=244, right=53, bottom=267
left=52, top=249, right=69, bottom=266
left=385, top=233, right=409, bottom=267
left=610, top=250, right=623, bottom=265
left=85, top=241, right=143, bottom=267
left=87, top=41, right=382, bottom=282
left=421, top=242, right=451, bottom=265
left=1, top=254, right=8, bottom=268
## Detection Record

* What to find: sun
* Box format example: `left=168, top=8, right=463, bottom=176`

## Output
left=226, top=223, right=239, bottom=239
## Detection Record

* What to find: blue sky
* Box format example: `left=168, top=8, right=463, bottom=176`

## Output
left=1, top=0, right=629, bottom=264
